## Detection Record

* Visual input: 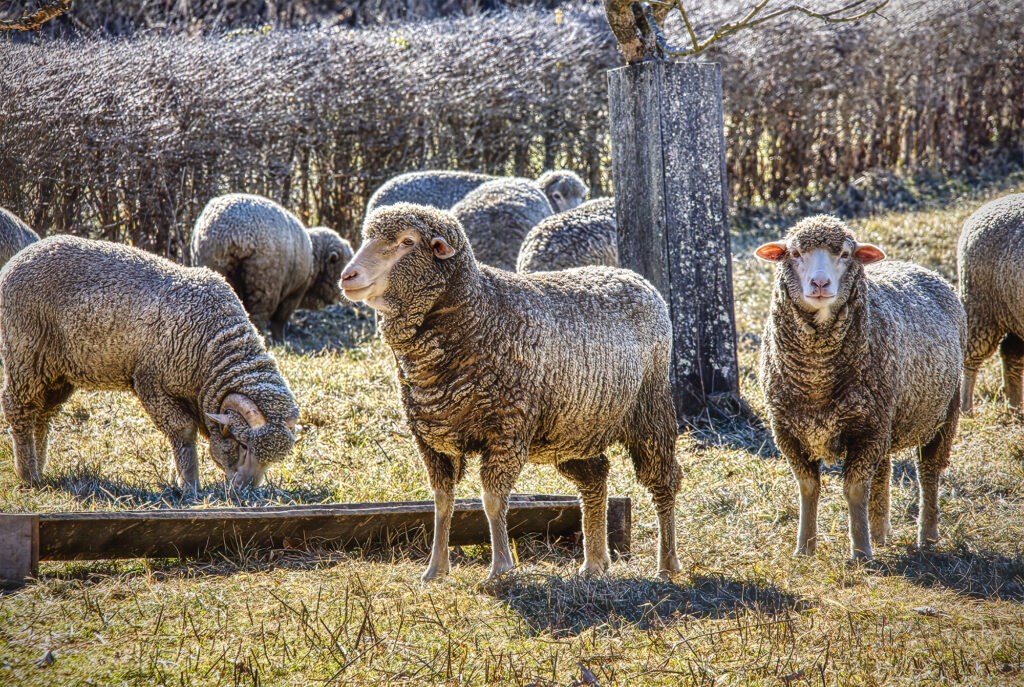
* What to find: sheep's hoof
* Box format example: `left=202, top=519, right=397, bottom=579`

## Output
left=486, top=562, right=516, bottom=580
left=849, top=549, right=873, bottom=562
left=578, top=557, right=612, bottom=577
left=657, top=555, right=682, bottom=580
left=421, top=563, right=450, bottom=583
left=794, top=540, right=817, bottom=556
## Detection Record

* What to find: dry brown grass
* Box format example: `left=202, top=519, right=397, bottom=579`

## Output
left=4, top=175, right=1024, bottom=684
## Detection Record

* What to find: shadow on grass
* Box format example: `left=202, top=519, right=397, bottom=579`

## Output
left=876, top=545, right=1024, bottom=601
left=487, top=572, right=807, bottom=636
left=279, top=303, right=377, bottom=355
left=43, top=470, right=338, bottom=510
left=683, top=394, right=778, bottom=459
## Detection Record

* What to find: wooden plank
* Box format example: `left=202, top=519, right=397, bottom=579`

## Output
left=0, top=514, right=39, bottom=584
left=30, top=495, right=630, bottom=562
left=608, top=61, right=740, bottom=419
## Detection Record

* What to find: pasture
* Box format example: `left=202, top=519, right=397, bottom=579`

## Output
left=2, top=172, right=1024, bottom=686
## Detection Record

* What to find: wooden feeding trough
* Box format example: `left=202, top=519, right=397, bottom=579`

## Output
left=0, top=494, right=631, bottom=583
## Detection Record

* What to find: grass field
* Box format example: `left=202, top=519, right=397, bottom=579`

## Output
left=3, top=173, right=1024, bottom=685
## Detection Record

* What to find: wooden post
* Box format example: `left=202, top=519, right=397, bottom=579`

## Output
left=607, top=61, right=740, bottom=420
left=0, top=514, right=39, bottom=585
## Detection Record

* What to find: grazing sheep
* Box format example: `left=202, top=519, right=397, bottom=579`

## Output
left=451, top=178, right=554, bottom=270
left=517, top=197, right=617, bottom=273
left=958, top=193, right=1024, bottom=413
left=340, top=203, right=681, bottom=581
left=191, top=194, right=352, bottom=342
left=0, top=207, right=40, bottom=269
left=756, top=216, right=964, bottom=560
left=365, top=169, right=588, bottom=218
left=0, top=235, right=299, bottom=490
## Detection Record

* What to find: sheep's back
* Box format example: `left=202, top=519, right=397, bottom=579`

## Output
left=367, top=171, right=493, bottom=217
left=517, top=198, right=617, bottom=273
left=0, top=236, right=249, bottom=390
left=957, top=193, right=1024, bottom=330
left=454, top=179, right=554, bottom=270
left=485, top=265, right=670, bottom=459
left=863, top=261, right=965, bottom=449
left=192, top=194, right=312, bottom=286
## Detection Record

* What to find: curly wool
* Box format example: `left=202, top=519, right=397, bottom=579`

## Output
left=192, top=194, right=351, bottom=340
left=364, top=204, right=681, bottom=576
left=0, top=235, right=298, bottom=485
left=450, top=178, right=554, bottom=270
left=517, top=197, right=617, bottom=273
left=759, top=215, right=965, bottom=557
left=365, top=170, right=588, bottom=220
left=0, top=207, right=39, bottom=270
left=958, top=193, right=1024, bottom=411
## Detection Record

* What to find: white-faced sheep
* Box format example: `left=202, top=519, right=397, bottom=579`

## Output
left=958, top=193, right=1024, bottom=413
left=756, top=216, right=964, bottom=560
left=517, top=197, right=617, bottom=273
left=0, top=207, right=40, bottom=269
left=365, top=169, right=589, bottom=218
left=0, top=235, right=299, bottom=490
left=340, top=203, right=681, bottom=581
left=451, top=178, right=554, bottom=270
left=191, top=194, right=353, bottom=342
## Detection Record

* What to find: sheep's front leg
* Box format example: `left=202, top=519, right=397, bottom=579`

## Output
left=843, top=440, right=888, bottom=560
left=556, top=455, right=612, bottom=576
left=869, top=456, right=892, bottom=547
left=416, top=438, right=462, bottom=582
left=481, top=445, right=528, bottom=580
left=774, top=426, right=819, bottom=555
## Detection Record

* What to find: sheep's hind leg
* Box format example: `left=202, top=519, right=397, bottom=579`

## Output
left=624, top=386, right=682, bottom=577
left=3, top=381, right=43, bottom=484
left=480, top=445, right=528, bottom=580
left=868, top=456, right=892, bottom=547
left=917, top=391, right=960, bottom=548
left=556, top=455, right=612, bottom=576
left=1000, top=333, right=1024, bottom=410
left=962, top=313, right=1002, bottom=414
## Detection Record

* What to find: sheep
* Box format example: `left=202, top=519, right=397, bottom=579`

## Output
left=451, top=178, right=554, bottom=270
left=958, top=193, right=1024, bottom=413
left=365, top=169, right=589, bottom=218
left=0, top=235, right=299, bottom=490
left=517, top=197, right=618, bottom=273
left=0, top=207, right=40, bottom=270
left=191, top=194, right=353, bottom=342
left=340, top=203, right=682, bottom=581
left=756, top=215, right=964, bottom=561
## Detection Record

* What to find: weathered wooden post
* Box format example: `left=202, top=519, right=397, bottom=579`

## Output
left=607, top=59, right=739, bottom=420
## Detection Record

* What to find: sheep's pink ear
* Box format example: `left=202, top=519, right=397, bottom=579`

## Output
left=431, top=237, right=456, bottom=260
left=755, top=241, right=788, bottom=262
left=854, top=243, right=885, bottom=264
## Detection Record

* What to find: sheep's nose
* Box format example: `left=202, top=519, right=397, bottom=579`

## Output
left=811, top=275, right=831, bottom=291
left=341, top=267, right=359, bottom=283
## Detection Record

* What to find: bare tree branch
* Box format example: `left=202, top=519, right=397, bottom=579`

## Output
left=607, top=0, right=889, bottom=62
left=0, top=0, right=71, bottom=32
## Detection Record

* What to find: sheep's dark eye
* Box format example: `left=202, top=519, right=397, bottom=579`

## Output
left=791, top=251, right=800, bottom=259
left=401, top=238, right=415, bottom=247
left=840, top=251, right=850, bottom=259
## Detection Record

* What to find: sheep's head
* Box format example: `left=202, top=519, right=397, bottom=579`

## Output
left=755, top=215, right=885, bottom=324
left=302, top=228, right=353, bottom=310
left=537, top=170, right=589, bottom=212
left=341, top=204, right=471, bottom=342
left=205, top=393, right=298, bottom=489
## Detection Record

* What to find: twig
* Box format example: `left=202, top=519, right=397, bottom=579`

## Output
left=0, top=0, right=71, bottom=32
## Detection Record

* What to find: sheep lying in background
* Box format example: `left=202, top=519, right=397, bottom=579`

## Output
left=192, top=194, right=353, bottom=342
left=958, top=193, right=1024, bottom=413
left=341, top=204, right=682, bottom=581
left=517, top=197, right=618, bottom=273
left=451, top=178, right=554, bottom=270
left=756, top=216, right=964, bottom=560
left=365, top=169, right=589, bottom=218
left=0, top=235, right=299, bottom=489
left=0, top=207, right=39, bottom=269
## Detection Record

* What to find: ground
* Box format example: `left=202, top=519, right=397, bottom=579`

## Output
left=3, top=172, right=1024, bottom=686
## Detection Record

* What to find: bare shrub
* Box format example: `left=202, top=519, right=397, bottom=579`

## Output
left=0, top=1, right=1019, bottom=258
